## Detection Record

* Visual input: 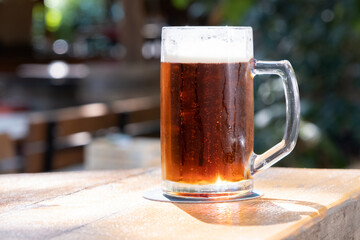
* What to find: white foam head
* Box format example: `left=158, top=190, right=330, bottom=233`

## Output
left=161, top=27, right=253, bottom=63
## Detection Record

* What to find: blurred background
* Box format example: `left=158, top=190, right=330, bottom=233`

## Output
left=0, top=0, right=359, bottom=173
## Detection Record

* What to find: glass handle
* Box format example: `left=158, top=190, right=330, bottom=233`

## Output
left=250, top=59, right=300, bottom=175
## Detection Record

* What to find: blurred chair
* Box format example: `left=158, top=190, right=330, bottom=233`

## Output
left=111, top=95, right=160, bottom=137
left=23, top=114, right=48, bottom=172
left=85, top=95, right=160, bottom=170
left=51, top=103, right=118, bottom=170
left=23, top=95, right=160, bottom=172
left=0, top=133, right=20, bottom=173
left=23, top=104, right=117, bottom=172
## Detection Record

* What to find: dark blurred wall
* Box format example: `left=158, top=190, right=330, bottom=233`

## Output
left=0, top=0, right=33, bottom=47
left=122, top=0, right=144, bottom=62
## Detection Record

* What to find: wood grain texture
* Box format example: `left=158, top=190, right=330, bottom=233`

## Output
left=0, top=168, right=359, bottom=240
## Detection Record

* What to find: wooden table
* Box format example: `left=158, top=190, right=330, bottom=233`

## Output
left=1, top=168, right=359, bottom=239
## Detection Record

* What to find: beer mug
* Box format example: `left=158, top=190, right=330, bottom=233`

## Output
left=160, top=26, right=300, bottom=199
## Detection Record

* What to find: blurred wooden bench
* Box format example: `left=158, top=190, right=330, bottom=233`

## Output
left=0, top=133, right=20, bottom=173
left=23, top=95, right=160, bottom=172
left=111, top=96, right=160, bottom=137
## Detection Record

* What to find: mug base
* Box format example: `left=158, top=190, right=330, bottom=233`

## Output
left=143, top=188, right=263, bottom=203
left=162, top=179, right=253, bottom=200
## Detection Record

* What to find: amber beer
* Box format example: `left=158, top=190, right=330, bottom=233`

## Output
left=161, top=61, right=254, bottom=185
left=160, top=27, right=300, bottom=199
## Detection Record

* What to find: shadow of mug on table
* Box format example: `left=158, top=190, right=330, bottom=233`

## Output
left=173, top=198, right=325, bottom=226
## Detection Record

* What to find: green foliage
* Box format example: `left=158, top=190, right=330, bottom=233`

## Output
left=238, top=0, right=360, bottom=167
left=43, top=0, right=107, bottom=40
left=171, top=0, right=193, bottom=10
left=221, top=0, right=252, bottom=24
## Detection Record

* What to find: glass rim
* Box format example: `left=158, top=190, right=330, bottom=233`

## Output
left=161, top=26, right=253, bottom=63
left=162, top=26, right=252, bottom=30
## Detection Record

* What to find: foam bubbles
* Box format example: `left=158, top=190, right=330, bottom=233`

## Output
left=161, top=27, right=253, bottom=63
